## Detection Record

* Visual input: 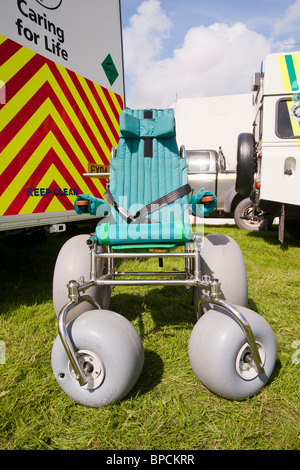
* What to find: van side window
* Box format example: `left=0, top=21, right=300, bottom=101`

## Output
left=276, top=98, right=300, bottom=138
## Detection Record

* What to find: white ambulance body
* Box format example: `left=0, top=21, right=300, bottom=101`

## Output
left=0, top=0, right=124, bottom=232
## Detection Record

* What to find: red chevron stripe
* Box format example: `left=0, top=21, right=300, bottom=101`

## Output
left=0, top=79, right=111, bottom=170
left=0, top=114, right=106, bottom=199
left=101, top=85, right=122, bottom=122
left=0, top=37, right=22, bottom=67
left=1, top=67, right=114, bottom=166
left=86, top=80, right=120, bottom=142
left=1, top=38, right=121, bottom=160
left=1, top=50, right=46, bottom=108
left=1, top=37, right=122, bottom=217
left=47, top=62, right=116, bottom=158
left=34, top=181, right=70, bottom=213
left=1, top=69, right=111, bottom=163
left=32, top=180, right=74, bottom=213
left=3, top=145, right=105, bottom=216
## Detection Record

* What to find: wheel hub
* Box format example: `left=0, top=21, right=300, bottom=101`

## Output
left=69, top=349, right=105, bottom=390
left=235, top=342, right=265, bottom=380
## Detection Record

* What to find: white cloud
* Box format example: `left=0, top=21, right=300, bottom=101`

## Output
left=123, top=1, right=274, bottom=108
left=123, top=0, right=172, bottom=74
left=272, top=0, right=300, bottom=37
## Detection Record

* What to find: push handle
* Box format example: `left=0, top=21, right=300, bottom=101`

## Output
left=201, top=195, right=215, bottom=203
left=76, top=200, right=89, bottom=207
left=76, top=199, right=89, bottom=212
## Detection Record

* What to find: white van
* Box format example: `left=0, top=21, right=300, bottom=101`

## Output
left=236, top=51, right=300, bottom=240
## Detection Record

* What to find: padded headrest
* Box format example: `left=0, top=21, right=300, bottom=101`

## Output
left=119, top=112, right=175, bottom=138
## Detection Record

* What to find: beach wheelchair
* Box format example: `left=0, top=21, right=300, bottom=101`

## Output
left=51, top=109, right=276, bottom=407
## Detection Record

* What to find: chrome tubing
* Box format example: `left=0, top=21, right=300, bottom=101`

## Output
left=95, top=251, right=195, bottom=258
left=210, top=298, right=265, bottom=375
left=57, top=280, right=100, bottom=387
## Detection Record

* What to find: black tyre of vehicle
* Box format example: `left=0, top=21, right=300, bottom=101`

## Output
left=234, top=198, right=274, bottom=231
left=236, top=133, right=257, bottom=196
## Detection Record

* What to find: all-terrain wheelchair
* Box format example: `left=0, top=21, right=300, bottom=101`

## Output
left=51, top=109, right=276, bottom=407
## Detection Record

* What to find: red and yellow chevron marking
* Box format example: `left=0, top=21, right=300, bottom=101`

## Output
left=0, top=34, right=123, bottom=217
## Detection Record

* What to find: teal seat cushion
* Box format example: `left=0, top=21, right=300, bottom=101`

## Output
left=96, top=220, right=191, bottom=246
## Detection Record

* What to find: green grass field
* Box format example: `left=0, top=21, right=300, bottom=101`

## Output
left=0, top=223, right=299, bottom=450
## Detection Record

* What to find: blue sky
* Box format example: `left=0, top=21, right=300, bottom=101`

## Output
left=120, top=0, right=300, bottom=108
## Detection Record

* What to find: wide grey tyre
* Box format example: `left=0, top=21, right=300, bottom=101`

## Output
left=53, top=234, right=111, bottom=322
left=51, top=309, right=144, bottom=407
left=189, top=305, right=276, bottom=400
left=194, top=234, right=248, bottom=318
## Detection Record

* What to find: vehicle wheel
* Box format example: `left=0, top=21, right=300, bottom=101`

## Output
left=236, top=133, right=257, bottom=196
left=193, top=234, right=248, bottom=318
left=189, top=305, right=276, bottom=399
left=234, top=198, right=274, bottom=231
left=51, top=309, right=144, bottom=407
left=53, top=234, right=111, bottom=322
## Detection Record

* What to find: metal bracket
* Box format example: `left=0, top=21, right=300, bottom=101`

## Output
left=195, top=277, right=264, bottom=374
left=57, top=280, right=100, bottom=386
left=207, top=293, right=264, bottom=374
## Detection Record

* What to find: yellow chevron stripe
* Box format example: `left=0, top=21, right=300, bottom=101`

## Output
left=1, top=126, right=105, bottom=215
left=1, top=56, right=114, bottom=162
left=0, top=63, right=47, bottom=132
left=278, top=55, right=291, bottom=92
left=76, top=73, right=118, bottom=148
left=1, top=119, right=105, bottom=213
left=0, top=82, right=108, bottom=175
left=20, top=164, right=76, bottom=214
left=0, top=44, right=35, bottom=85
left=0, top=100, right=53, bottom=172
left=0, top=34, right=7, bottom=46
left=278, top=55, right=300, bottom=151
left=94, top=81, right=122, bottom=129
left=1, top=37, right=121, bottom=216
left=106, top=86, right=123, bottom=116
left=55, top=63, right=112, bottom=159
left=48, top=67, right=112, bottom=161
left=0, top=132, right=54, bottom=212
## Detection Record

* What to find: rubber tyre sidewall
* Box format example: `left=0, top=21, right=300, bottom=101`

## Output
left=194, top=234, right=248, bottom=317
left=236, top=133, right=256, bottom=196
left=53, top=234, right=111, bottom=321
left=189, top=305, right=276, bottom=400
left=51, top=309, right=144, bottom=407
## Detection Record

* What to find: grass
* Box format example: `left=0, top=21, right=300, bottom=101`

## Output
left=0, top=223, right=299, bottom=450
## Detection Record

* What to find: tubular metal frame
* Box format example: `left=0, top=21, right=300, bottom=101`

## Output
left=57, top=235, right=265, bottom=387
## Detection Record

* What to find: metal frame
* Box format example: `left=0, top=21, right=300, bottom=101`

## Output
left=57, top=235, right=265, bottom=387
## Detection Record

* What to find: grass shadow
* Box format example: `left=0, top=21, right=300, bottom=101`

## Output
left=0, top=232, right=65, bottom=312
left=246, top=227, right=300, bottom=250
left=0, top=223, right=98, bottom=312
left=126, top=349, right=164, bottom=400
left=110, top=285, right=195, bottom=337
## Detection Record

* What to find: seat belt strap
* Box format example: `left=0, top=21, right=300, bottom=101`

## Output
left=104, top=189, right=135, bottom=223
left=133, top=183, right=191, bottom=221
left=104, top=183, right=191, bottom=224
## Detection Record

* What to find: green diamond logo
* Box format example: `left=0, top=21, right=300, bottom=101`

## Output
left=101, top=54, right=119, bottom=86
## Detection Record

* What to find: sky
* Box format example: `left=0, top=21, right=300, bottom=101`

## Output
left=120, top=0, right=300, bottom=108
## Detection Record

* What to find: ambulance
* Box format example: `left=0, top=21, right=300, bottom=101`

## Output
left=236, top=51, right=300, bottom=240
left=0, top=0, right=124, bottom=233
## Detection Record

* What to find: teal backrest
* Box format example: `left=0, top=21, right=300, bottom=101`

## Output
left=96, top=109, right=192, bottom=245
